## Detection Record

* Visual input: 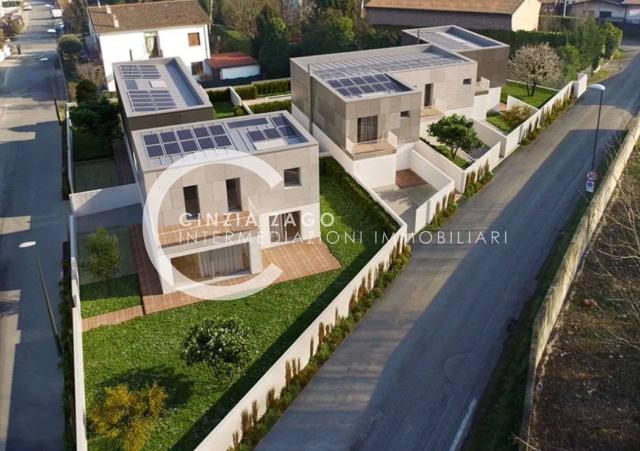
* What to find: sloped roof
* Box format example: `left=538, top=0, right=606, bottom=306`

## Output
left=88, top=0, right=210, bottom=34
left=364, top=0, right=528, bottom=15
left=207, top=52, right=258, bottom=69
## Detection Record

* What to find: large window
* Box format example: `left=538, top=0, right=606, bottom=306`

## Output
left=357, top=115, right=378, bottom=143
left=183, top=185, right=200, bottom=219
left=191, top=61, right=204, bottom=76
left=424, top=83, right=433, bottom=107
left=284, top=168, right=301, bottom=187
left=188, top=32, right=201, bottom=47
left=226, top=178, right=242, bottom=211
left=270, top=211, right=301, bottom=243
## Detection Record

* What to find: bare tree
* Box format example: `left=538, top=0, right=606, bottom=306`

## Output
left=508, top=43, right=562, bottom=96
left=76, top=63, right=105, bottom=88
left=223, top=0, right=277, bottom=37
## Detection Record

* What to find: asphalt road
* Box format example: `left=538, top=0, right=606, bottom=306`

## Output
left=0, top=3, right=66, bottom=450
left=258, top=46, right=640, bottom=451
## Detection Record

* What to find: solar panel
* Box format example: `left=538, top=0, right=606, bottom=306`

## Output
left=263, top=128, right=280, bottom=139
left=248, top=130, right=266, bottom=142
left=125, top=80, right=138, bottom=90
left=214, top=135, right=231, bottom=147
left=352, top=77, right=365, bottom=84
left=347, top=86, right=362, bottom=95
left=228, top=118, right=268, bottom=129
left=278, top=125, right=297, bottom=138
left=209, top=125, right=225, bottom=136
left=374, top=74, right=388, bottom=82
left=370, top=83, right=384, bottom=92
left=360, top=85, right=374, bottom=93
left=181, top=140, right=198, bottom=152
left=363, top=75, right=377, bottom=83
left=328, top=80, right=342, bottom=88
left=339, top=78, right=354, bottom=86
left=160, top=131, right=177, bottom=143
left=143, top=134, right=160, bottom=145
left=383, top=82, right=397, bottom=90
left=164, top=142, right=181, bottom=155
left=177, top=129, right=194, bottom=140
left=271, top=116, right=287, bottom=127
left=337, top=87, right=350, bottom=96
left=198, top=137, right=215, bottom=149
left=147, top=145, right=163, bottom=158
left=193, top=127, right=209, bottom=138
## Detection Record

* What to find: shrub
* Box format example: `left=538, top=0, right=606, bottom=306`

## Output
left=89, top=383, right=167, bottom=451
left=503, top=105, right=534, bottom=127
left=58, top=34, right=83, bottom=55
left=86, top=227, right=120, bottom=284
left=234, top=105, right=247, bottom=116
left=250, top=100, right=291, bottom=114
left=428, top=114, right=482, bottom=159
left=254, top=79, right=290, bottom=96
left=69, top=97, right=120, bottom=138
left=182, top=318, right=251, bottom=376
left=207, top=88, right=230, bottom=104
left=75, top=79, right=98, bottom=104
left=602, top=22, right=623, bottom=59
left=234, top=85, right=258, bottom=100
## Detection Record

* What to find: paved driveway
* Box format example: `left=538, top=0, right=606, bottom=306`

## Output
left=0, top=3, right=67, bottom=450
left=258, top=46, right=640, bottom=451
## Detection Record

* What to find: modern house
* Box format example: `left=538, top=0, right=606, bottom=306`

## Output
left=87, top=0, right=211, bottom=91
left=364, top=0, right=542, bottom=31
left=114, top=58, right=320, bottom=294
left=205, top=52, right=261, bottom=82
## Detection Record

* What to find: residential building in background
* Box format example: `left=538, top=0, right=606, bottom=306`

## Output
left=205, top=52, right=261, bottom=82
left=569, top=0, right=640, bottom=22
left=364, top=0, right=541, bottom=31
left=87, top=0, right=211, bottom=91
left=114, top=58, right=320, bottom=294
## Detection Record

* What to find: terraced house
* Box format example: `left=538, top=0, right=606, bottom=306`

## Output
left=113, top=58, right=321, bottom=294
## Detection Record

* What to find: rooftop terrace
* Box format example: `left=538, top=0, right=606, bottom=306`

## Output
left=402, top=26, right=507, bottom=51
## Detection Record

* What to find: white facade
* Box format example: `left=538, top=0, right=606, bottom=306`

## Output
left=221, top=65, right=260, bottom=80
left=94, top=25, right=210, bottom=91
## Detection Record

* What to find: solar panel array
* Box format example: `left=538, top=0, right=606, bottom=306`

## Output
left=326, top=74, right=405, bottom=98
left=142, top=123, right=233, bottom=159
left=119, top=64, right=161, bottom=80
left=128, top=89, right=177, bottom=112
left=414, top=31, right=477, bottom=50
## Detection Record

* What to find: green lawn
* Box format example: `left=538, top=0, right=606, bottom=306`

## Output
left=213, top=101, right=245, bottom=119
left=80, top=275, right=142, bottom=318
left=424, top=140, right=471, bottom=169
left=73, top=128, right=112, bottom=161
left=83, top=160, right=396, bottom=451
left=500, top=81, right=557, bottom=109
left=74, top=158, right=119, bottom=192
left=486, top=113, right=516, bottom=134
left=78, top=227, right=137, bottom=284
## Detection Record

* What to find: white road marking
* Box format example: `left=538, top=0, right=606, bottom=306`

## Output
left=449, top=399, right=478, bottom=451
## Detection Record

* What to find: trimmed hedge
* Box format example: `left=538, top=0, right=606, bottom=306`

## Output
left=235, top=85, right=258, bottom=100
left=254, top=79, right=291, bottom=96
left=207, top=88, right=231, bottom=104
left=250, top=100, right=291, bottom=114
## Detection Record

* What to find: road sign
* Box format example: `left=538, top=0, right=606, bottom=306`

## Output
left=586, top=180, right=595, bottom=193
left=587, top=171, right=597, bottom=182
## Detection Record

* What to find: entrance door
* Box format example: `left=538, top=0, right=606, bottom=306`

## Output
left=270, top=211, right=301, bottom=243
left=226, top=178, right=242, bottom=211
left=424, top=83, right=433, bottom=107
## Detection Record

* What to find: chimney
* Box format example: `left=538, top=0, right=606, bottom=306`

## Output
left=105, top=4, right=111, bottom=14
left=113, top=14, right=119, bottom=28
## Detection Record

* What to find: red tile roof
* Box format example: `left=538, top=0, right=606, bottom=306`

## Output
left=365, top=0, right=527, bottom=15
left=207, top=52, right=258, bottom=69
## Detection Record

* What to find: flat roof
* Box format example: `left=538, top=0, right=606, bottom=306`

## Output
left=131, top=111, right=316, bottom=172
left=114, top=58, right=211, bottom=118
left=299, top=44, right=470, bottom=100
left=402, top=26, right=508, bottom=51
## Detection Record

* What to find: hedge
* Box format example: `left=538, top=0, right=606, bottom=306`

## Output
left=250, top=100, right=291, bottom=114
left=254, top=79, right=291, bottom=96
left=234, top=85, right=258, bottom=100
left=207, top=88, right=231, bottom=104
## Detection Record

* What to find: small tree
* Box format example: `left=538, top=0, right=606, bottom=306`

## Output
left=602, top=22, right=623, bottom=59
left=257, top=14, right=290, bottom=77
left=182, top=318, right=250, bottom=376
left=86, top=227, right=120, bottom=284
left=57, top=34, right=83, bottom=55
left=75, top=79, right=98, bottom=104
left=70, top=97, right=120, bottom=138
left=508, top=43, right=562, bottom=96
left=89, top=383, right=167, bottom=451
left=428, top=114, right=482, bottom=159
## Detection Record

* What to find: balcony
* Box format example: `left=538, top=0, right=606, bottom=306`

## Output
left=157, top=211, right=258, bottom=248
left=346, top=134, right=397, bottom=159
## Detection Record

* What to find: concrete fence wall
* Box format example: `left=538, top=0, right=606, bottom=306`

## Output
left=69, top=215, right=88, bottom=451
left=520, top=116, right=640, bottom=446
left=229, top=86, right=242, bottom=107
left=66, top=105, right=75, bottom=193
left=69, top=183, right=140, bottom=217
left=195, top=181, right=408, bottom=451
left=408, top=149, right=455, bottom=227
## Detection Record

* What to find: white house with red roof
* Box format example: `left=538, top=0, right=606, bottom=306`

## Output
left=205, top=52, right=261, bottom=81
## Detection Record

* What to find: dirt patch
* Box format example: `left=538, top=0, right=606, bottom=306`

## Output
left=530, top=151, right=640, bottom=450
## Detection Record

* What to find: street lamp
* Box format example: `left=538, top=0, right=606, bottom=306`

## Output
left=589, top=83, right=606, bottom=172
left=18, top=241, right=62, bottom=355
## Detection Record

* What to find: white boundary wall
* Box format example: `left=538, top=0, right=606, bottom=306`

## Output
left=69, top=215, right=88, bottom=451
left=66, top=105, right=75, bottom=193
left=69, top=183, right=140, bottom=217
left=195, top=169, right=408, bottom=451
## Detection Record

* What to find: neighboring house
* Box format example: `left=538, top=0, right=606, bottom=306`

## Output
left=114, top=57, right=320, bottom=294
left=87, top=0, right=211, bottom=91
left=205, top=52, right=261, bottom=81
left=290, top=26, right=508, bottom=188
left=570, top=0, right=640, bottom=22
left=364, top=0, right=541, bottom=31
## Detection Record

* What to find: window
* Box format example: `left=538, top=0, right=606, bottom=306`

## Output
left=226, top=178, right=242, bottom=211
left=284, top=168, right=301, bottom=187
left=401, top=110, right=410, bottom=118
left=424, top=83, right=433, bottom=107
left=188, top=32, right=201, bottom=47
left=183, top=185, right=200, bottom=219
left=357, top=115, right=378, bottom=143
left=191, top=61, right=204, bottom=76
left=463, top=78, right=472, bottom=85
left=270, top=211, right=301, bottom=243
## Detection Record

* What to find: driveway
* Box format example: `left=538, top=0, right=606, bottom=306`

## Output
left=0, top=3, right=67, bottom=451
left=257, top=46, right=640, bottom=450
